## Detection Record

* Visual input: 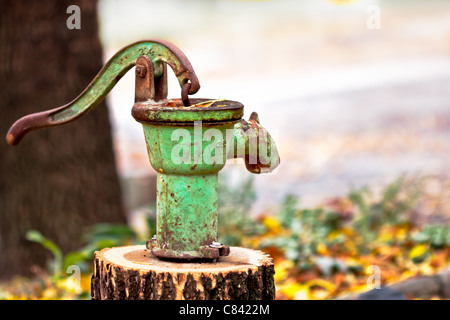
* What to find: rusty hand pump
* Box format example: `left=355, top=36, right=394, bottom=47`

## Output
left=6, top=39, right=280, bottom=260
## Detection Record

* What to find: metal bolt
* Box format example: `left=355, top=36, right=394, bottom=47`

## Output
left=136, top=65, right=147, bottom=78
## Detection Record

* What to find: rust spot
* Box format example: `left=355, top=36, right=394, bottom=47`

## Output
left=6, top=133, right=14, bottom=146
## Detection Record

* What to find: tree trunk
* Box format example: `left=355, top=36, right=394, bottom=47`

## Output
left=91, top=246, right=276, bottom=300
left=0, top=0, right=126, bottom=279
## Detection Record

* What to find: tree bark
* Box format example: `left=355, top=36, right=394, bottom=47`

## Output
left=0, top=0, right=126, bottom=279
left=91, top=245, right=276, bottom=300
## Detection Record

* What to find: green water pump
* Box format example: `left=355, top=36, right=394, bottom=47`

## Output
left=6, top=39, right=280, bottom=260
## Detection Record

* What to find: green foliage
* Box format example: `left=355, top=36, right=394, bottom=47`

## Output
left=260, top=205, right=343, bottom=270
left=349, top=175, right=421, bottom=251
left=26, top=223, right=139, bottom=281
left=217, top=175, right=266, bottom=246
left=83, top=223, right=137, bottom=246
left=18, top=174, right=449, bottom=300
left=279, top=194, right=298, bottom=228
left=412, top=225, right=450, bottom=248
left=255, top=175, right=432, bottom=271
left=26, top=175, right=436, bottom=275
left=26, top=230, right=63, bottom=282
left=351, top=175, right=421, bottom=227
left=65, top=223, right=139, bottom=273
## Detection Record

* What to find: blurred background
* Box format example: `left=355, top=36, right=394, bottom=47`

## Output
left=1, top=0, right=449, bottom=300
left=99, top=0, right=450, bottom=223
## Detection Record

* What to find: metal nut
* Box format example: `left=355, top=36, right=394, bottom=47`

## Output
left=209, top=242, right=230, bottom=256
left=219, top=245, right=230, bottom=256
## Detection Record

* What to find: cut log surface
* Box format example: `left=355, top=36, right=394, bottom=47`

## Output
left=91, top=245, right=275, bottom=300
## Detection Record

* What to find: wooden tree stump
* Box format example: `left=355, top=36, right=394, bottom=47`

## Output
left=91, top=245, right=275, bottom=300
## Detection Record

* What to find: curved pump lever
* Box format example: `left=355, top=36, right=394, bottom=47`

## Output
left=6, top=39, right=200, bottom=146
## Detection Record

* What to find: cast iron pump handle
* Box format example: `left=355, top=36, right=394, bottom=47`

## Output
left=6, top=39, right=200, bottom=146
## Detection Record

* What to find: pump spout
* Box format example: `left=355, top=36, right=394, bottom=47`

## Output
left=227, top=112, right=280, bottom=174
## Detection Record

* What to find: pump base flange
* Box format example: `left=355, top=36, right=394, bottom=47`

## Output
left=146, top=238, right=230, bottom=260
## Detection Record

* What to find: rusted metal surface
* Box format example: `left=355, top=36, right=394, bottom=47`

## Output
left=181, top=81, right=191, bottom=106
left=132, top=98, right=243, bottom=124
left=135, top=55, right=169, bottom=104
left=6, top=39, right=200, bottom=146
left=5, top=39, right=280, bottom=261
left=228, top=112, right=281, bottom=174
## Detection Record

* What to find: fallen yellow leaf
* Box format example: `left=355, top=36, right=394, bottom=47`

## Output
left=409, top=244, right=428, bottom=261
